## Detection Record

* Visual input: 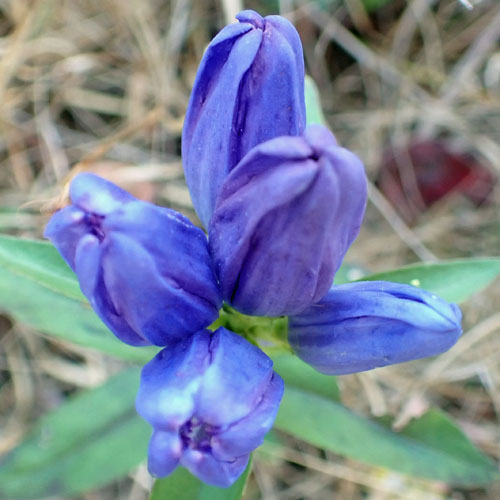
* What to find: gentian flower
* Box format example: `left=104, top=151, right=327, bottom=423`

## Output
left=44, top=173, right=221, bottom=347
left=135, top=327, right=284, bottom=487
left=182, top=9, right=306, bottom=228
left=209, top=124, right=367, bottom=317
left=288, top=281, right=463, bottom=374
left=38, top=5, right=468, bottom=492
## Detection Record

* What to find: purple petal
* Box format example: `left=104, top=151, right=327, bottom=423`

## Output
left=74, top=234, right=101, bottom=298
left=211, top=372, right=283, bottom=460
left=100, top=232, right=217, bottom=345
left=44, top=205, right=86, bottom=269
left=236, top=10, right=265, bottom=28
left=180, top=449, right=249, bottom=488
left=289, top=281, right=463, bottom=374
left=147, top=430, right=182, bottom=478
left=136, top=332, right=211, bottom=430
left=195, top=328, right=273, bottom=426
left=182, top=28, right=262, bottom=228
left=69, top=172, right=135, bottom=215
left=209, top=126, right=367, bottom=316
left=182, top=11, right=306, bottom=228
left=105, top=201, right=221, bottom=314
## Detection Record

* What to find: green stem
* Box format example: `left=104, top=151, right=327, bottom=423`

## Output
left=209, top=304, right=292, bottom=355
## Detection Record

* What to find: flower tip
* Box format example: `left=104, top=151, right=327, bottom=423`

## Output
left=427, top=294, right=463, bottom=333
left=236, top=10, right=264, bottom=28
left=68, top=172, right=135, bottom=215
left=68, top=172, right=102, bottom=201
left=304, top=124, right=338, bottom=153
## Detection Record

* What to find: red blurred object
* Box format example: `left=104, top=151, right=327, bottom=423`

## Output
left=377, top=139, right=495, bottom=224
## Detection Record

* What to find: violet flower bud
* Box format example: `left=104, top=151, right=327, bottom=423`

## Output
left=209, top=124, right=367, bottom=317
left=182, top=9, right=306, bottom=228
left=136, top=327, right=284, bottom=487
left=288, top=281, right=463, bottom=375
left=44, top=173, right=221, bottom=347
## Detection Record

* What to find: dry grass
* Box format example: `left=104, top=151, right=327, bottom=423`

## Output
left=0, top=0, right=499, bottom=498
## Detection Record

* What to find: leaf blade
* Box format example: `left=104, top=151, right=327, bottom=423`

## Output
left=272, top=355, right=340, bottom=401
left=274, top=387, right=497, bottom=486
left=0, top=235, right=84, bottom=302
left=359, top=258, right=500, bottom=303
left=0, top=368, right=150, bottom=499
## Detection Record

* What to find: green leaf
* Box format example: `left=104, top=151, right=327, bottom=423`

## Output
left=360, top=258, right=500, bottom=303
left=0, top=236, right=157, bottom=363
left=305, top=75, right=326, bottom=126
left=0, top=234, right=84, bottom=302
left=272, top=355, right=340, bottom=401
left=399, top=409, right=495, bottom=473
left=0, top=368, right=150, bottom=499
left=150, top=457, right=252, bottom=500
left=274, top=387, right=497, bottom=486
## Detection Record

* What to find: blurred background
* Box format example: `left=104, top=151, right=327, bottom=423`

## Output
left=0, top=0, right=499, bottom=498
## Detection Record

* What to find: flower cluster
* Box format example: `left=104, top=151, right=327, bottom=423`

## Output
left=45, top=10, right=462, bottom=488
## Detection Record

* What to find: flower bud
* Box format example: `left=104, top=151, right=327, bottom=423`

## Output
left=44, top=173, right=221, bottom=347
left=209, top=124, right=367, bottom=317
left=182, top=9, right=306, bottom=228
left=136, top=327, right=284, bottom=487
left=288, top=281, right=463, bottom=375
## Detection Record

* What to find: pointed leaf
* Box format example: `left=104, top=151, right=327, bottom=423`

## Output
left=272, top=355, right=339, bottom=401
left=274, top=387, right=497, bottom=486
left=0, top=368, right=149, bottom=499
left=360, top=258, right=500, bottom=303
left=0, top=235, right=83, bottom=301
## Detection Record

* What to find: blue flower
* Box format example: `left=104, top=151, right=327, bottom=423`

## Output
left=136, top=327, right=284, bottom=487
left=288, top=281, right=463, bottom=374
left=182, top=9, right=306, bottom=228
left=209, top=124, right=367, bottom=317
left=45, top=173, right=222, bottom=346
